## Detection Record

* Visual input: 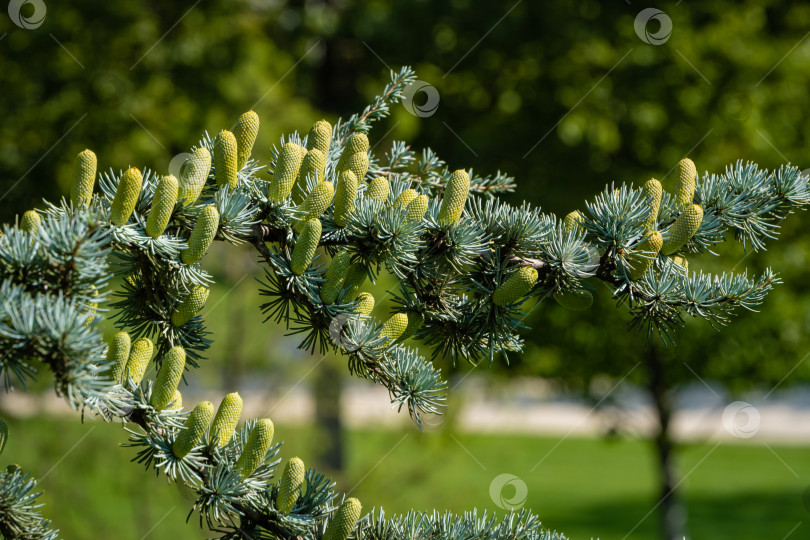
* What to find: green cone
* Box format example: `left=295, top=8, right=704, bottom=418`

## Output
left=393, top=188, right=417, bottom=208
left=291, top=219, right=322, bottom=275
left=553, top=289, right=594, bottom=310
left=182, top=206, right=219, bottom=265
left=661, top=204, right=703, bottom=255
left=211, top=392, right=243, bottom=447
left=233, top=111, right=260, bottom=169
left=320, top=251, right=351, bottom=305
left=277, top=457, right=305, bottom=513
left=334, top=170, right=359, bottom=227
left=169, top=390, right=183, bottom=410
left=306, top=120, right=332, bottom=156
left=342, top=263, right=367, bottom=302
left=673, top=158, right=697, bottom=207
left=110, top=167, right=143, bottom=226
left=492, top=266, right=538, bottom=306
left=438, top=169, right=470, bottom=226
left=405, top=194, right=429, bottom=221
left=381, top=312, right=409, bottom=344
left=354, top=292, right=375, bottom=316
left=236, top=418, right=274, bottom=477
left=20, top=210, right=40, bottom=233
left=627, top=231, right=663, bottom=280
left=178, top=147, right=211, bottom=205
left=323, top=498, right=362, bottom=540
left=295, top=181, right=334, bottom=232
left=145, top=174, right=178, bottom=238
left=171, top=285, right=209, bottom=326
left=126, top=337, right=154, bottom=384
left=0, top=418, right=7, bottom=455
left=295, top=148, right=327, bottom=201
left=671, top=255, right=689, bottom=271
left=214, top=130, right=238, bottom=190
left=108, top=331, right=131, bottom=382
left=366, top=176, right=389, bottom=201
left=562, top=210, right=583, bottom=234
left=343, top=133, right=369, bottom=156
left=641, top=178, right=662, bottom=230
left=270, top=143, right=306, bottom=202
left=150, top=346, right=186, bottom=410
left=397, top=312, right=424, bottom=343
left=345, top=152, right=369, bottom=184
left=71, top=149, right=97, bottom=207
left=172, top=401, right=214, bottom=458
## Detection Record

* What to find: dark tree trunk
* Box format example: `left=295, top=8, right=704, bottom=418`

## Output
left=645, top=345, right=687, bottom=540
left=313, top=358, right=344, bottom=471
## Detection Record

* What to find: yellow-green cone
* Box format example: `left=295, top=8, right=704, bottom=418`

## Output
left=342, top=263, right=367, bottom=302
left=323, top=498, right=362, bottom=540
left=182, top=206, right=219, bottom=265
left=405, top=194, right=429, bottom=222
left=661, top=204, right=703, bottom=255
left=306, top=120, right=332, bottom=156
left=320, top=251, right=351, bottom=305
left=126, top=337, right=154, bottom=384
left=343, top=133, right=369, bottom=156
left=562, top=210, right=583, bottom=234
left=366, top=176, right=389, bottom=201
left=178, top=147, right=211, bottom=205
left=173, top=401, right=214, bottom=458
left=438, top=169, right=470, bottom=226
left=211, top=392, right=243, bottom=447
left=71, top=149, right=97, bottom=207
left=295, top=148, right=327, bottom=201
left=553, top=289, right=594, bottom=310
left=171, top=285, right=209, bottom=326
left=295, top=181, right=334, bottom=232
left=110, top=167, right=143, bottom=226
left=233, top=111, right=260, bottom=169
left=146, top=174, right=179, bottom=238
left=20, top=211, right=40, bottom=233
left=150, top=346, right=186, bottom=410
left=671, top=255, right=689, bottom=271
left=291, top=219, right=322, bottom=275
left=345, top=152, right=369, bottom=184
left=334, top=170, right=359, bottom=227
left=214, top=130, right=238, bottom=190
left=236, top=418, right=274, bottom=477
left=354, top=292, right=375, bottom=316
left=641, top=179, right=662, bottom=230
left=393, top=188, right=418, bottom=208
left=0, top=418, right=7, bottom=455
left=380, top=312, right=408, bottom=344
left=270, top=143, right=306, bottom=202
left=169, top=390, right=183, bottom=410
left=673, top=158, right=697, bottom=207
left=626, top=231, right=663, bottom=280
left=492, top=266, right=538, bottom=306
left=277, top=457, right=305, bottom=514
left=397, top=312, right=424, bottom=342
left=108, top=331, right=131, bottom=382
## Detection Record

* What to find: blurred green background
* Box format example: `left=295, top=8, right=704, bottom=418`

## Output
left=2, top=0, right=810, bottom=538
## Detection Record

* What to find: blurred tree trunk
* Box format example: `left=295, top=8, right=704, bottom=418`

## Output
left=645, top=345, right=687, bottom=540
left=313, top=358, right=344, bottom=472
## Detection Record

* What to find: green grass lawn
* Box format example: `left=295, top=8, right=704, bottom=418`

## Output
left=2, top=414, right=808, bottom=539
